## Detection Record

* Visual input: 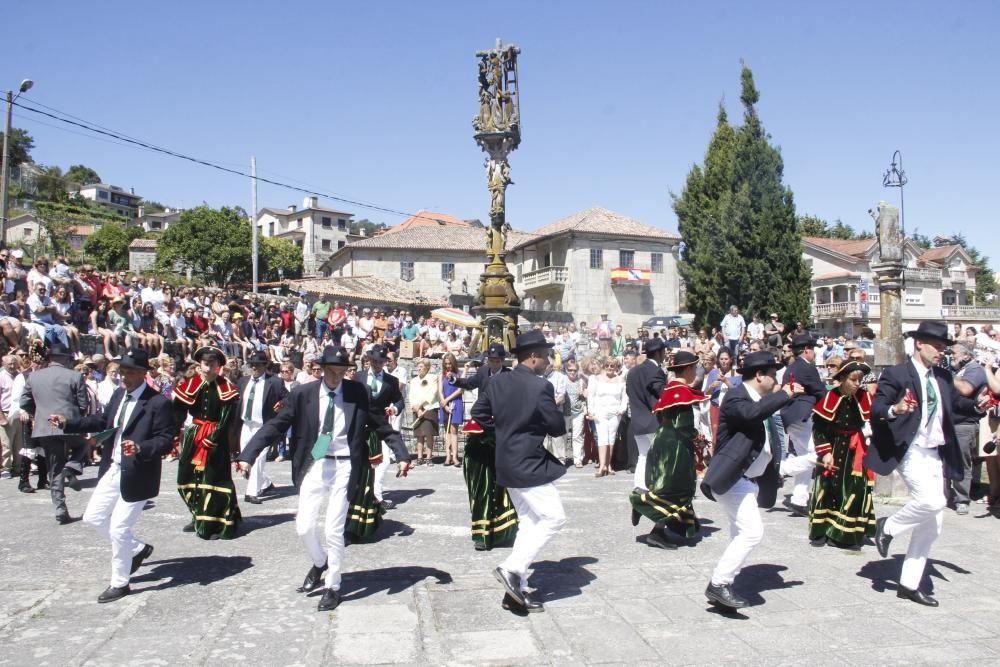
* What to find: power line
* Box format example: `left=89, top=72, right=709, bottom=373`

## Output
left=11, top=99, right=454, bottom=225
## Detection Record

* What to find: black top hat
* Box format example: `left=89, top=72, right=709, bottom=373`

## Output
left=486, top=342, right=506, bottom=359
left=511, top=330, right=554, bottom=354
left=904, top=320, right=955, bottom=345
left=367, top=345, right=388, bottom=362
left=644, top=337, right=666, bottom=355
left=740, top=351, right=781, bottom=375
left=791, top=333, right=817, bottom=350
left=193, top=345, right=227, bottom=365
left=118, top=348, right=151, bottom=371
left=47, top=341, right=73, bottom=358
left=247, top=350, right=269, bottom=366
left=667, top=350, right=699, bottom=370
left=317, top=345, right=353, bottom=367
left=833, top=359, right=871, bottom=380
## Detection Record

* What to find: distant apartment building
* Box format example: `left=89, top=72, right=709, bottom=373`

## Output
left=256, top=197, right=352, bottom=276
left=73, top=183, right=142, bottom=219
left=133, top=207, right=181, bottom=233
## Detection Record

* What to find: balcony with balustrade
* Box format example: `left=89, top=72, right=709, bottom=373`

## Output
left=522, top=265, right=569, bottom=292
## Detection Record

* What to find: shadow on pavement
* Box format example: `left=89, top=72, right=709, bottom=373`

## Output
left=132, top=555, right=254, bottom=591
left=349, top=518, right=415, bottom=545
left=339, top=566, right=453, bottom=601
left=386, top=488, right=435, bottom=506
left=856, top=555, right=972, bottom=594
left=240, top=511, right=296, bottom=535
left=531, top=556, right=598, bottom=603
left=733, top=563, right=804, bottom=606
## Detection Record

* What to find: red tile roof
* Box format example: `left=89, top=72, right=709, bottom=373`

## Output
left=523, top=207, right=680, bottom=244
left=381, top=210, right=472, bottom=235
left=129, top=238, right=158, bottom=249
left=802, top=236, right=876, bottom=258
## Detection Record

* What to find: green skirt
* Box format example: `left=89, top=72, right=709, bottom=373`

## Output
left=176, top=424, right=241, bottom=540
left=629, top=426, right=699, bottom=538
left=808, top=435, right=876, bottom=546
left=345, top=432, right=386, bottom=541
left=463, top=433, right=518, bottom=549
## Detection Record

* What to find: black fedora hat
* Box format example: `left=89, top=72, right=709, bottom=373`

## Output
left=486, top=342, right=506, bottom=360
left=904, top=320, right=955, bottom=345
left=644, top=337, right=667, bottom=354
left=247, top=350, right=269, bottom=366
left=791, top=333, right=817, bottom=350
left=317, top=345, right=353, bottom=367
left=666, top=350, right=699, bottom=370
left=46, top=341, right=73, bottom=359
left=193, top=345, right=227, bottom=365
left=511, top=330, right=554, bottom=354
left=367, top=345, right=388, bottom=362
left=741, top=351, right=781, bottom=375
left=118, top=348, right=151, bottom=371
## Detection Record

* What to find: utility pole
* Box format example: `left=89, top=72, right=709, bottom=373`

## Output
left=250, top=155, right=258, bottom=293
left=1, top=79, right=34, bottom=248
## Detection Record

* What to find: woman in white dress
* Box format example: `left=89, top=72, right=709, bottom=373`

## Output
left=587, top=356, right=627, bottom=477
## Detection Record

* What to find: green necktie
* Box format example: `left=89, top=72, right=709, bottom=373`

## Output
left=243, top=378, right=258, bottom=422
left=369, top=372, right=380, bottom=396
left=925, top=374, right=938, bottom=427
left=310, top=390, right=336, bottom=460
left=116, top=394, right=131, bottom=428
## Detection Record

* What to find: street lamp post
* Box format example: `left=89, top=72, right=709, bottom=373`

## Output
left=882, top=150, right=907, bottom=236
left=1, top=79, right=34, bottom=249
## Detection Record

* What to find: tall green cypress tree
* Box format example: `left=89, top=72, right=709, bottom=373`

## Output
left=674, top=65, right=811, bottom=330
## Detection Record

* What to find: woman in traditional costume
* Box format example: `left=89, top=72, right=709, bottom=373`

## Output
left=630, top=350, right=707, bottom=549
left=173, top=345, right=242, bottom=540
left=808, top=360, right=875, bottom=549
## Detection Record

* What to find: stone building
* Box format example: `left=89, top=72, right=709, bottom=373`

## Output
left=256, top=197, right=353, bottom=276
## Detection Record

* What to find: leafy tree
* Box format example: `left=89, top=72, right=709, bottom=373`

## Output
left=260, top=236, right=303, bottom=281
left=140, top=200, right=168, bottom=214
left=0, top=127, right=34, bottom=165
left=83, top=222, right=144, bottom=271
left=350, top=218, right=389, bottom=236
left=155, top=205, right=254, bottom=285
left=909, top=229, right=932, bottom=249
left=34, top=165, right=70, bottom=202
left=64, top=164, right=102, bottom=186
left=675, top=64, right=811, bottom=329
left=798, top=214, right=874, bottom=240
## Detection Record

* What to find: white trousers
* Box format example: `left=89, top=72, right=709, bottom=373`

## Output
left=83, top=464, right=146, bottom=588
left=296, top=457, right=352, bottom=590
left=500, top=483, right=566, bottom=590
left=711, top=477, right=764, bottom=586
left=780, top=420, right=815, bottom=505
left=570, top=413, right=586, bottom=464
left=373, top=443, right=394, bottom=501
left=634, top=432, right=654, bottom=490
left=241, top=422, right=272, bottom=497
left=884, top=445, right=946, bottom=590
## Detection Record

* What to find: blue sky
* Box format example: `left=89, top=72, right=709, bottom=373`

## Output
left=8, top=1, right=999, bottom=268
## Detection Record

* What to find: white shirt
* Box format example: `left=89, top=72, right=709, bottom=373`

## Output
left=319, top=382, right=349, bottom=457
left=141, top=287, right=165, bottom=312
left=111, top=385, right=147, bottom=464
left=242, top=375, right=266, bottom=425
left=747, top=321, right=764, bottom=341
left=27, top=293, right=55, bottom=324
left=97, top=378, right=121, bottom=409
left=720, top=313, right=746, bottom=341
left=910, top=358, right=945, bottom=449
left=742, top=382, right=773, bottom=479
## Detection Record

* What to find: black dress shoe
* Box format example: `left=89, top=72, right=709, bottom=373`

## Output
left=244, top=495, right=262, bottom=505
left=501, top=592, right=528, bottom=615
left=259, top=482, right=276, bottom=497
left=874, top=517, right=892, bottom=558
left=785, top=501, right=808, bottom=517
left=810, top=537, right=828, bottom=548
left=97, top=585, right=130, bottom=603
left=131, top=544, right=153, bottom=574
left=182, top=521, right=195, bottom=533
left=493, top=567, right=525, bottom=606
left=19, top=485, right=34, bottom=494
left=317, top=588, right=341, bottom=611
left=298, top=563, right=328, bottom=593
left=705, top=582, right=749, bottom=610
left=380, top=498, right=396, bottom=510
left=897, top=585, right=938, bottom=607
left=646, top=530, right=678, bottom=550
left=63, top=471, right=82, bottom=492
left=631, top=507, right=641, bottom=527
left=521, top=591, right=544, bottom=613
left=56, top=512, right=72, bottom=525
left=474, top=542, right=488, bottom=552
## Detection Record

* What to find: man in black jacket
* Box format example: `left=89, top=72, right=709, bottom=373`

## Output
left=236, top=351, right=288, bottom=504
left=778, top=334, right=827, bottom=514
left=472, top=331, right=566, bottom=613
left=868, top=321, right=982, bottom=607
left=355, top=345, right=403, bottom=510
left=626, top=337, right=666, bottom=492
left=50, top=349, right=175, bottom=603
left=238, top=345, right=411, bottom=612
left=702, top=352, right=802, bottom=611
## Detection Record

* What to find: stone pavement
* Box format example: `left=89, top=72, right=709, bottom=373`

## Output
left=3, top=460, right=1000, bottom=667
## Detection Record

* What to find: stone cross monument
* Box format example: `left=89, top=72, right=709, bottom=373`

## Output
left=870, top=201, right=905, bottom=366
left=470, top=39, right=522, bottom=354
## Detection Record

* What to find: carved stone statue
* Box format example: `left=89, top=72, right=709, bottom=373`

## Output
left=874, top=201, right=903, bottom=263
